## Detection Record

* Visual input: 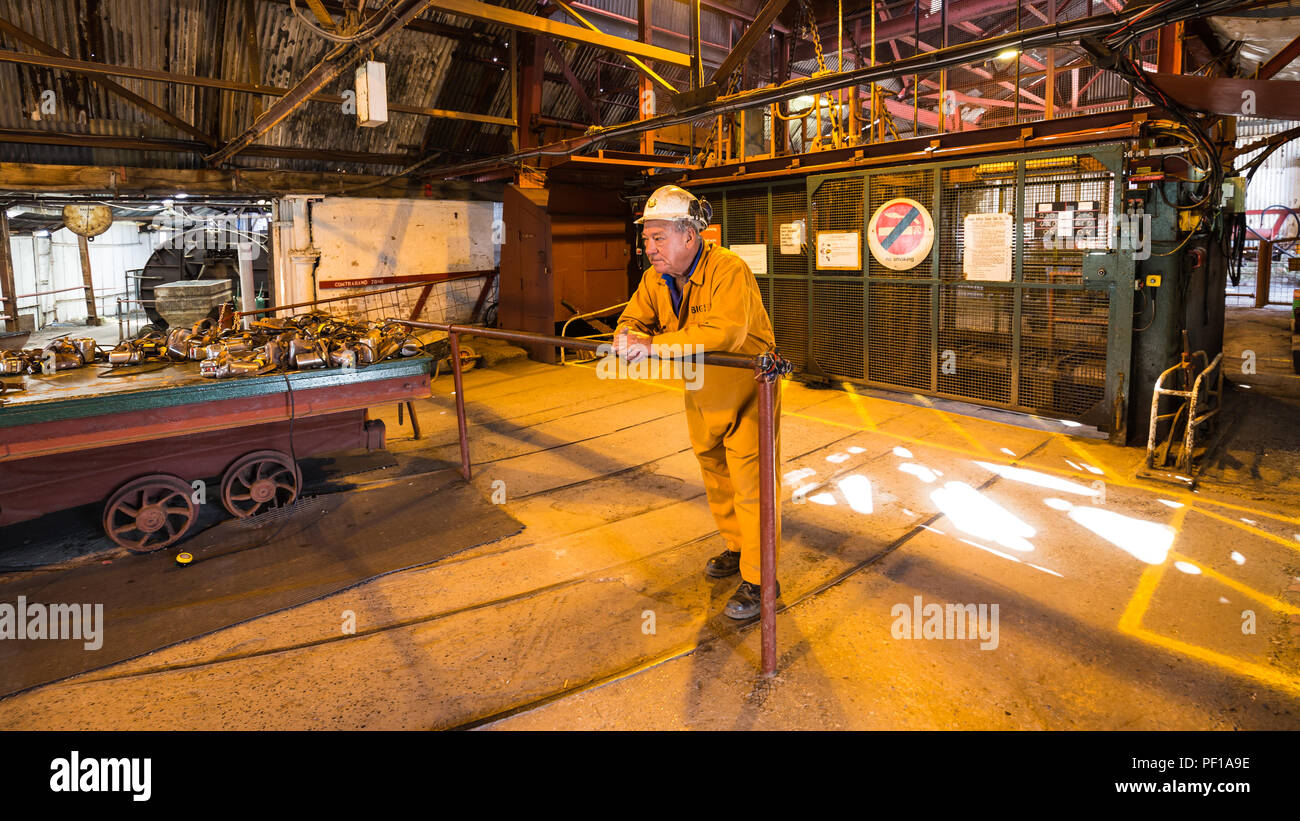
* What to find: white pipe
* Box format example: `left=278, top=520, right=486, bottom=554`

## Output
left=238, top=242, right=256, bottom=330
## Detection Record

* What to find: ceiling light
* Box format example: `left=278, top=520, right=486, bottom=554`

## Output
left=996, top=48, right=1019, bottom=61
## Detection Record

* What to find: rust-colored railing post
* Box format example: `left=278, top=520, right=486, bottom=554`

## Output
left=448, top=331, right=472, bottom=480
left=757, top=373, right=778, bottom=677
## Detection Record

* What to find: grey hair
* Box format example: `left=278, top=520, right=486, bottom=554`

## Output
left=669, top=219, right=701, bottom=239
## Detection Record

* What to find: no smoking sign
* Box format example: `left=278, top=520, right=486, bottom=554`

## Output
left=867, top=197, right=935, bottom=271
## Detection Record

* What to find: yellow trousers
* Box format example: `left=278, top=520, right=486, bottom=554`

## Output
left=683, top=367, right=782, bottom=585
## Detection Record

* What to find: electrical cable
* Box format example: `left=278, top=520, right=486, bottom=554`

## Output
left=1153, top=228, right=1199, bottom=257
left=289, top=0, right=396, bottom=43
left=1134, top=284, right=1158, bottom=332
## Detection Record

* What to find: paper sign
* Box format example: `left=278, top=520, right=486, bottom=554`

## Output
left=816, top=231, right=861, bottom=270
left=729, top=244, right=768, bottom=275
left=962, top=212, right=1014, bottom=282
left=779, top=220, right=806, bottom=254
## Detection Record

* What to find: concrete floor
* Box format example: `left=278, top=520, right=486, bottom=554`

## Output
left=2, top=338, right=1299, bottom=730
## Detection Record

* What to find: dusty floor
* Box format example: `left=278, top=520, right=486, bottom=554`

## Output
left=2, top=334, right=1299, bottom=730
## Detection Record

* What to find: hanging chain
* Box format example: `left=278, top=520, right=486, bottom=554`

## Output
left=694, top=69, right=743, bottom=166
left=797, top=0, right=846, bottom=149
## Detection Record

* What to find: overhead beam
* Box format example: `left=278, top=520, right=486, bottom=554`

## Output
left=708, top=0, right=790, bottom=87
left=243, top=0, right=264, bottom=119
left=0, top=127, right=418, bottom=165
left=0, top=16, right=217, bottom=147
left=302, top=0, right=337, bottom=29
left=206, top=0, right=435, bottom=166
left=0, top=47, right=513, bottom=125
left=1258, top=33, right=1300, bottom=80
left=542, top=37, right=600, bottom=123
left=0, top=161, right=505, bottom=198
left=550, top=0, right=678, bottom=92
left=438, top=0, right=690, bottom=66
left=261, top=0, right=508, bottom=54
left=564, top=0, right=732, bottom=56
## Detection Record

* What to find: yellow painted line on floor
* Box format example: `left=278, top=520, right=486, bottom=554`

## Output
left=1051, top=431, right=1121, bottom=481
left=911, top=394, right=994, bottom=457
left=1187, top=506, right=1300, bottom=554
left=1118, top=560, right=1168, bottom=636
left=838, top=382, right=879, bottom=431
left=559, top=363, right=1300, bottom=527
left=1128, top=625, right=1300, bottom=698
left=1167, top=551, right=1300, bottom=616
left=1118, top=505, right=1300, bottom=698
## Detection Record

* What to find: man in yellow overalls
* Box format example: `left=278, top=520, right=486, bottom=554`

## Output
left=613, top=184, right=782, bottom=619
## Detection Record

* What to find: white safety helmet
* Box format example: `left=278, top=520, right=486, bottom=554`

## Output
left=636, top=184, right=712, bottom=230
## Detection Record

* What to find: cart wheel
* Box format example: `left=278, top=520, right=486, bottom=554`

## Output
left=103, top=474, right=197, bottom=553
left=220, top=449, right=301, bottom=518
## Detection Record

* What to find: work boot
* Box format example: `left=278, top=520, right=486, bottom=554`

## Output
left=724, top=580, right=781, bottom=620
left=705, top=548, right=742, bottom=578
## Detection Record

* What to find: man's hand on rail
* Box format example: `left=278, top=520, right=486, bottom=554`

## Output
left=613, top=328, right=652, bottom=363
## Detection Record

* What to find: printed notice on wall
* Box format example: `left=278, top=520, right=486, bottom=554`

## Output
left=816, top=231, right=861, bottom=270
left=962, top=212, right=1014, bottom=281
left=729, top=244, right=768, bottom=274
left=779, top=220, right=806, bottom=254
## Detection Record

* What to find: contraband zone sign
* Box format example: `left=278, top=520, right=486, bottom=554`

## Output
left=867, top=197, right=935, bottom=271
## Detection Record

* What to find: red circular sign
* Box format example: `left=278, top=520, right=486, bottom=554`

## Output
left=867, top=197, right=934, bottom=271
left=874, top=203, right=925, bottom=254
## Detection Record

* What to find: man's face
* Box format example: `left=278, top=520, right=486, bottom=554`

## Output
left=642, top=220, right=697, bottom=276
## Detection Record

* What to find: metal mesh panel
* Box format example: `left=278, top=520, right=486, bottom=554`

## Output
left=702, top=147, right=1121, bottom=425
left=938, top=165, right=1015, bottom=281
left=867, top=169, right=934, bottom=279
left=1022, top=154, right=1113, bottom=283
left=812, top=177, right=864, bottom=276
left=812, top=280, right=865, bottom=379
left=723, top=188, right=770, bottom=304
left=1018, top=287, right=1109, bottom=417
left=937, top=283, right=1013, bottom=402
left=771, top=184, right=806, bottom=278
left=772, top=278, right=808, bottom=370
left=867, top=281, right=931, bottom=390
left=723, top=189, right=768, bottom=245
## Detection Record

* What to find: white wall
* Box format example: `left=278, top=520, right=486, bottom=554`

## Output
left=8, top=221, right=156, bottom=327
left=1236, top=119, right=1300, bottom=237
left=273, top=196, right=501, bottom=325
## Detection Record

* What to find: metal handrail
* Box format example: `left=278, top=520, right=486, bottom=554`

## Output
left=401, top=319, right=785, bottom=677
left=558, top=299, right=628, bottom=365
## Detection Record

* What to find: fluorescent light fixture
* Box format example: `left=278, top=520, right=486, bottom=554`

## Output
left=997, top=48, right=1019, bottom=60
left=174, top=193, right=189, bottom=199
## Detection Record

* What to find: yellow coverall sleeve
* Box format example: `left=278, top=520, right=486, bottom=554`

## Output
left=650, top=263, right=750, bottom=353
left=615, top=272, right=659, bottom=337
